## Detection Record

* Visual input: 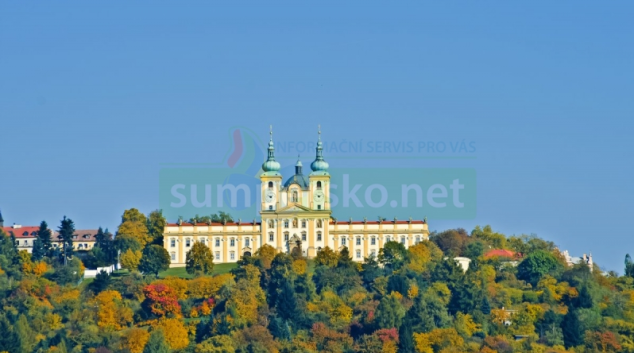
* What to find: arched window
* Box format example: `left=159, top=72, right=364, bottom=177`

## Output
left=301, top=220, right=306, bottom=228
left=301, top=232, right=307, bottom=241
left=317, top=232, right=322, bottom=241
left=268, top=181, right=273, bottom=189
left=292, top=191, right=298, bottom=202
left=269, top=232, right=274, bottom=242
left=284, top=232, right=289, bottom=241
left=341, top=237, right=347, bottom=246
left=171, top=252, right=176, bottom=261
left=317, top=181, right=322, bottom=189
left=284, top=220, right=289, bottom=228
left=269, top=205, right=273, bottom=210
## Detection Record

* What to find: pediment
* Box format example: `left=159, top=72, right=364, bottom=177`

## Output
left=277, top=203, right=312, bottom=213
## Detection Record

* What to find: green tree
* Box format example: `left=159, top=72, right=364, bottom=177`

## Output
left=57, top=216, right=76, bottom=265
left=562, top=309, right=584, bottom=348
left=0, top=315, right=19, bottom=353
left=89, top=270, right=112, bottom=294
left=139, top=244, right=171, bottom=277
left=186, top=241, right=215, bottom=276
left=378, top=241, right=407, bottom=272
left=147, top=210, right=167, bottom=246
left=144, top=328, right=171, bottom=353
left=118, top=208, right=151, bottom=248
left=32, top=220, right=52, bottom=261
left=516, top=250, right=562, bottom=286
left=314, top=246, right=338, bottom=267
left=399, top=316, right=415, bottom=353
left=375, top=294, right=406, bottom=329
left=464, top=241, right=484, bottom=259
left=16, top=314, right=36, bottom=353
left=625, top=254, right=634, bottom=278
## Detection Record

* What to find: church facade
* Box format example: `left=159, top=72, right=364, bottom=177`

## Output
left=163, top=128, right=429, bottom=266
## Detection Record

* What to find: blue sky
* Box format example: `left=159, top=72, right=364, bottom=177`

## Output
left=1, top=1, right=633, bottom=272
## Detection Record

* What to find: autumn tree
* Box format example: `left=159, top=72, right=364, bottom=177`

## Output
left=186, top=241, right=214, bottom=276
left=143, top=283, right=182, bottom=317
left=117, top=208, right=151, bottom=249
left=155, top=318, right=189, bottom=350
left=120, top=249, right=142, bottom=272
left=139, top=244, right=171, bottom=277
left=315, top=246, right=338, bottom=267
left=122, top=328, right=150, bottom=353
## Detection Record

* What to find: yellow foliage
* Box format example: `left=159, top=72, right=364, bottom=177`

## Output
left=156, top=277, right=188, bottom=299
left=537, top=275, right=571, bottom=302
left=490, top=308, right=509, bottom=325
left=33, top=262, right=48, bottom=276
left=347, top=292, right=367, bottom=307
left=226, top=280, right=265, bottom=325
left=383, top=340, right=398, bottom=353
left=455, top=312, right=480, bottom=337
left=292, top=259, right=307, bottom=275
left=121, top=328, right=150, bottom=353
left=243, top=264, right=261, bottom=285
left=188, top=273, right=235, bottom=299
left=313, top=291, right=354, bottom=326
left=390, top=291, right=403, bottom=300
left=120, top=249, right=142, bottom=271
left=94, top=290, right=132, bottom=331
left=427, top=282, right=451, bottom=305
left=408, top=284, right=419, bottom=299
left=45, top=313, right=63, bottom=330
left=155, top=318, right=190, bottom=350
left=407, top=243, right=433, bottom=273
left=118, top=215, right=151, bottom=248
left=414, top=328, right=464, bottom=353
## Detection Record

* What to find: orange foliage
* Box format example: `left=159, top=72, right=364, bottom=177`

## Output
left=143, top=283, right=182, bottom=317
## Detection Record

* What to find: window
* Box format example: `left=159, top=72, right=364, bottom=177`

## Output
left=78, top=244, right=83, bottom=249
left=356, top=238, right=361, bottom=245
left=215, top=239, right=220, bottom=247
left=186, top=239, right=191, bottom=247
left=170, top=239, right=176, bottom=247
left=269, top=232, right=274, bottom=242
left=230, top=239, right=235, bottom=247
left=245, top=239, right=250, bottom=247
left=317, top=181, right=322, bottom=189
left=401, top=237, right=406, bottom=245
left=84, top=243, right=88, bottom=248
left=215, top=252, right=220, bottom=260
left=416, top=236, right=421, bottom=244
left=301, top=220, right=306, bottom=228
left=230, top=252, right=235, bottom=260
left=317, top=232, right=322, bottom=241
left=301, top=232, right=306, bottom=241
left=284, top=233, right=289, bottom=241
left=201, top=238, right=206, bottom=245
left=386, top=236, right=391, bottom=242
left=292, top=191, right=298, bottom=202
left=371, top=237, right=376, bottom=245
left=341, top=238, right=346, bottom=246
left=371, top=250, right=376, bottom=257
left=318, top=247, right=322, bottom=252
left=171, top=252, right=176, bottom=261
left=284, top=220, right=289, bottom=228
left=356, top=250, right=361, bottom=259
left=268, top=181, right=273, bottom=189
left=318, top=205, right=321, bottom=210
left=269, top=205, right=273, bottom=210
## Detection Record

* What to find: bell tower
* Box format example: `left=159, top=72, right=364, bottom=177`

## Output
left=260, top=126, right=282, bottom=212
left=309, top=125, right=331, bottom=211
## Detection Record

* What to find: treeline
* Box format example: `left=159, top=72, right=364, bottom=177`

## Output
left=1, top=220, right=634, bottom=353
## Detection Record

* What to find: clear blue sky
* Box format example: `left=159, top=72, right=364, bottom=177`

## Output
left=1, top=1, right=633, bottom=272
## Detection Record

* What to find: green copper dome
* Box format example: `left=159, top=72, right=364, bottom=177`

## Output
left=262, top=128, right=281, bottom=174
left=310, top=128, right=329, bottom=174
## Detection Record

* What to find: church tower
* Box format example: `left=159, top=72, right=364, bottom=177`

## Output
left=309, top=126, right=331, bottom=211
left=260, top=126, right=282, bottom=212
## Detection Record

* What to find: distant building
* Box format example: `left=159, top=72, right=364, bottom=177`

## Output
left=561, top=249, right=593, bottom=271
left=2, top=224, right=40, bottom=253
left=2, top=222, right=99, bottom=253
left=453, top=257, right=472, bottom=272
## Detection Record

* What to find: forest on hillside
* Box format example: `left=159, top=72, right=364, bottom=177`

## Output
left=1, top=210, right=634, bottom=353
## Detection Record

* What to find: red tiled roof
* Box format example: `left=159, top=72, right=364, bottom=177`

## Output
left=2, top=226, right=40, bottom=238
left=330, top=220, right=426, bottom=225
left=166, top=222, right=261, bottom=227
left=484, top=249, right=517, bottom=258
